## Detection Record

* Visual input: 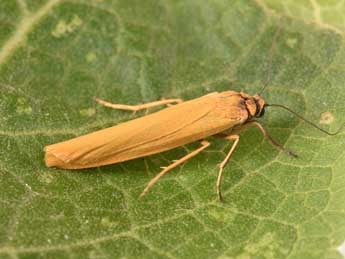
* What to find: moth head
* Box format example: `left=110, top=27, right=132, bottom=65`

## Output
left=240, top=92, right=266, bottom=118
left=253, top=94, right=265, bottom=118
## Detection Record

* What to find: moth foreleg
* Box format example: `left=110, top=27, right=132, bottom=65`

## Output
left=244, top=121, right=298, bottom=158
left=94, top=97, right=183, bottom=112
left=140, top=140, right=210, bottom=198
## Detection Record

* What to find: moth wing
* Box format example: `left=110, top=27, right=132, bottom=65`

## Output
left=45, top=95, right=219, bottom=168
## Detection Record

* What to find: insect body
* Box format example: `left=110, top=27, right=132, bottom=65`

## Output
left=45, top=88, right=344, bottom=200
left=45, top=91, right=274, bottom=200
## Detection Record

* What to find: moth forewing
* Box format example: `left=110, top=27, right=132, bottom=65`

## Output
left=45, top=91, right=251, bottom=170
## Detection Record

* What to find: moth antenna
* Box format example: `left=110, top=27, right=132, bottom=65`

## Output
left=258, top=25, right=282, bottom=96
left=266, top=103, right=345, bottom=136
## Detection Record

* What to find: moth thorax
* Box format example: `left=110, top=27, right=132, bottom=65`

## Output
left=244, top=98, right=257, bottom=117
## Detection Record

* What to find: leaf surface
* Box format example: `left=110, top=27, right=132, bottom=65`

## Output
left=1, top=1, right=345, bottom=258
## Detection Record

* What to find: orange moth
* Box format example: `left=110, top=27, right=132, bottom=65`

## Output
left=45, top=92, right=270, bottom=199
left=45, top=91, right=343, bottom=200
left=44, top=30, right=343, bottom=201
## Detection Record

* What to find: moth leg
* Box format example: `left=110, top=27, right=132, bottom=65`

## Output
left=94, top=98, right=183, bottom=112
left=217, top=135, right=240, bottom=202
left=240, top=121, right=298, bottom=158
left=140, top=140, right=210, bottom=198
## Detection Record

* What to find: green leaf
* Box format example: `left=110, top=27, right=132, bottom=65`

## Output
left=1, top=1, right=345, bottom=258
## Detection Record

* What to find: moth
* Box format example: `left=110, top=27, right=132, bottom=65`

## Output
left=44, top=29, right=343, bottom=201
